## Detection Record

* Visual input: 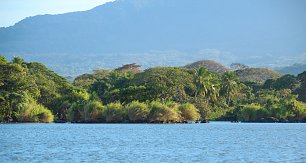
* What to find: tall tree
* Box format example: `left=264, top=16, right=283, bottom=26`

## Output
left=193, top=67, right=219, bottom=102
left=220, top=72, right=239, bottom=105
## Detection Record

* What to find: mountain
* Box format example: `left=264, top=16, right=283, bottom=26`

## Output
left=276, top=63, right=306, bottom=75
left=1, top=0, right=306, bottom=76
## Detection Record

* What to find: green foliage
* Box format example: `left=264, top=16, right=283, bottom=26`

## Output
left=118, top=86, right=147, bottom=103
left=0, top=56, right=83, bottom=122
left=88, top=71, right=134, bottom=104
left=148, top=101, right=180, bottom=123
left=238, top=104, right=263, bottom=122
left=103, top=102, right=126, bottom=123
left=235, top=89, right=306, bottom=121
left=0, top=57, right=39, bottom=98
left=73, top=69, right=111, bottom=89
left=66, top=103, right=96, bottom=123
left=298, top=71, right=306, bottom=82
left=83, top=100, right=105, bottom=122
left=297, top=82, right=306, bottom=102
left=243, top=81, right=263, bottom=93
left=131, top=67, right=196, bottom=103
left=220, top=72, right=239, bottom=105
left=291, top=101, right=306, bottom=121
left=26, top=62, right=75, bottom=111
left=178, top=103, right=200, bottom=121
left=193, top=67, right=219, bottom=101
left=67, top=103, right=83, bottom=122
left=13, top=93, right=54, bottom=123
left=16, top=101, right=54, bottom=123
left=263, top=74, right=300, bottom=91
left=1, top=56, right=306, bottom=123
left=0, top=55, right=6, bottom=63
left=235, top=68, right=281, bottom=83
left=297, top=71, right=306, bottom=102
left=193, top=99, right=213, bottom=120
left=66, top=90, right=91, bottom=122
left=126, top=101, right=149, bottom=122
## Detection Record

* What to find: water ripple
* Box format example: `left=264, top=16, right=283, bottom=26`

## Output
left=0, top=123, right=306, bottom=162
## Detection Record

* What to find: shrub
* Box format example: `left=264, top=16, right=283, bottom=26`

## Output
left=193, top=99, right=213, bottom=120
left=148, top=101, right=179, bottom=123
left=16, top=99, right=54, bottom=123
left=83, top=100, right=105, bottom=122
left=239, top=104, right=262, bottom=121
left=103, top=102, right=125, bottom=122
left=178, top=103, right=200, bottom=122
left=67, top=102, right=84, bottom=122
left=290, top=100, right=306, bottom=121
left=126, top=101, right=149, bottom=122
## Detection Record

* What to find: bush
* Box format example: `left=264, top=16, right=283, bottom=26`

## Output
left=67, top=102, right=84, bottom=122
left=193, top=99, right=213, bottom=120
left=126, top=101, right=149, bottom=122
left=178, top=103, right=200, bottom=122
left=239, top=104, right=262, bottom=122
left=148, top=101, right=179, bottom=123
left=103, top=102, right=125, bottom=122
left=267, top=105, right=290, bottom=119
left=290, top=100, right=306, bottom=121
left=16, top=99, right=54, bottom=123
left=83, top=100, right=105, bottom=122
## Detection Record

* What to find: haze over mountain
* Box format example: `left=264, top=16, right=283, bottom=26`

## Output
left=277, top=63, right=306, bottom=75
left=1, top=0, right=306, bottom=76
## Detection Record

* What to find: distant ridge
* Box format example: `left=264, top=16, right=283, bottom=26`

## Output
left=276, top=64, right=306, bottom=75
left=0, top=0, right=305, bottom=76
left=185, top=60, right=228, bottom=74
left=235, top=68, right=281, bottom=83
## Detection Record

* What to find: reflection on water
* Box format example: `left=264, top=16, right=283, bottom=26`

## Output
left=1, top=123, right=306, bottom=162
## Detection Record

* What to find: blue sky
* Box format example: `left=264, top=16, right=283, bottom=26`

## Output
left=0, top=0, right=113, bottom=27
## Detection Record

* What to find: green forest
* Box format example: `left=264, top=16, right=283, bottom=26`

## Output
left=1, top=55, right=306, bottom=123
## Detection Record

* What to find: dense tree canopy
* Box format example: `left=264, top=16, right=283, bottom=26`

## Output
left=1, top=55, right=306, bottom=123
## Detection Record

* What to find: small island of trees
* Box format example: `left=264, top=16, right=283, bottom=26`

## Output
left=1, top=55, right=306, bottom=123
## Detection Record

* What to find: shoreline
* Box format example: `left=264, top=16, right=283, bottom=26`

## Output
left=2, top=121, right=306, bottom=124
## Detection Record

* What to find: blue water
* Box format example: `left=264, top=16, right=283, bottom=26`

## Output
left=1, top=123, right=306, bottom=162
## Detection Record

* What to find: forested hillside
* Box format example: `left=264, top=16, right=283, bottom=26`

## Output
left=1, top=0, right=305, bottom=76
left=235, top=68, right=281, bottom=83
left=1, top=56, right=306, bottom=123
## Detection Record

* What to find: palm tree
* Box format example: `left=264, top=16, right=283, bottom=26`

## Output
left=193, top=67, right=219, bottom=101
left=220, top=72, right=239, bottom=106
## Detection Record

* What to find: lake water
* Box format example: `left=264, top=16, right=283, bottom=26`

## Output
left=1, top=123, right=306, bottom=162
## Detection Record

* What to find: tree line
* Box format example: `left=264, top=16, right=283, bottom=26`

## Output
left=1, top=56, right=306, bottom=123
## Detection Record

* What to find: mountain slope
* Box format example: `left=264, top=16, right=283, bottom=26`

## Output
left=1, top=0, right=306, bottom=76
left=235, top=68, right=282, bottom=83
left=276, top=63, right=306, bottom=75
